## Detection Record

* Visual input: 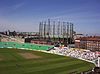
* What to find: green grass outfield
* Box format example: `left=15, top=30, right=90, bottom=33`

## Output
left=0, top=48, right=95, bottom=74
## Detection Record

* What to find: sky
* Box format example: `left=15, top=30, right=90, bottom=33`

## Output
left=0, top=0, right=100, bottom=35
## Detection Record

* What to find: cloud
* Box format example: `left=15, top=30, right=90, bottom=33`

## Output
left=0, top=2, right=25, bottom=17
left=13, top=2, right=25, bottom=10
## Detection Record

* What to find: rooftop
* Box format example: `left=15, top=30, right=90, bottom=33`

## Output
left=76, top=36, right=100, bottom=41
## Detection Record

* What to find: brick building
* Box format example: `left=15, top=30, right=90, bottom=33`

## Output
left=75, top=36, right=100, bottom=51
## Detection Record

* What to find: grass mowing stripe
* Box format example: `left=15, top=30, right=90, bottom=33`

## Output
left=20, top=58, right=77, bottom=68
left=0, top=57, right=67, bottom=67
left=21, top=60, right=84, bottom=74
left=0, top=59, right=83, bottom=74
left=0, top=58, right=66, bottom=70
left=0, top=48, right=95, bottom=74
left=24, top=62, right=89, bottom=74
left=0, top=57, right=78, bottom=71
left=10, top=52, right=25, bottom=60
left=0, top=48, right=68, bottom=59
left=0, top=53, right=24, bottom=61
left=0, top=53, right=17, bottom=60
left=56, top=63, right=94, bottom=74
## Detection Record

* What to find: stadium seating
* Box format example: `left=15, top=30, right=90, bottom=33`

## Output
left=0, top=42, right=53, bottom=50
